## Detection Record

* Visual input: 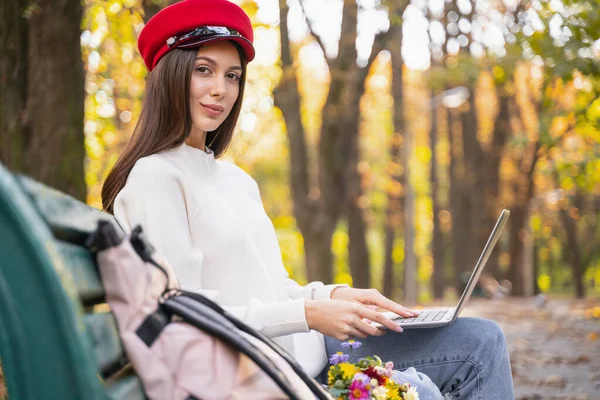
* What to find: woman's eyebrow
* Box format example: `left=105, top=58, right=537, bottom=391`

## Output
left=195, top=56, right=242, bottom=72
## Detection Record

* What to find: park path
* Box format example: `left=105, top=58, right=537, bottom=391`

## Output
left=463, top=297, right=600, bottom=400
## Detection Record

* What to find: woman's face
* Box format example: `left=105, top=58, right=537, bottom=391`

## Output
left=189, top=40, right=242, bottom=140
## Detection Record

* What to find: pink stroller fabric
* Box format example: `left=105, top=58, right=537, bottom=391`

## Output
left=97, top=238, right=318, bottom=399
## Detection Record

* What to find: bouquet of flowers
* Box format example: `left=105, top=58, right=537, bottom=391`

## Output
left=325, top=340, right=419, bottom=400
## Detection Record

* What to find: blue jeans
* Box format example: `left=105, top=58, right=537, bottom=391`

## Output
left=316, top=317, right=514, bottom=399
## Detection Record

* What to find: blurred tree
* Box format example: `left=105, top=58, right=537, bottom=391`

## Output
left=505, top=0, right=600, bottom=296
left=381, top=14, right=406, bottom=299
left=554, top=175, right=600, bottom=298
left=383, top=1, right=414, bottom=301
left=429, top=88, right=446, bottom=299
left=142, top=0, right=174, bottom=22
left=274, top=0, right=387, bottom=285
left=0, top=0, right=86, bottom=201
left=424, top=3, right=447, bottom=300
left=82, top=0, right=148, bottom=208
left=383, top=1, right=408, bottom=297
left=550, top=75, right=600, bottom=297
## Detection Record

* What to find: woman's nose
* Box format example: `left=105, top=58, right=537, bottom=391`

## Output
left=210, top=76, right=227, bottom=98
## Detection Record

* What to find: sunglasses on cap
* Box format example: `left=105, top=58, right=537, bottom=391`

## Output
left=166, top=25, right=249, bottom=49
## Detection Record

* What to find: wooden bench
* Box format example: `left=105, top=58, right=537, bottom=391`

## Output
left=0, top=162, right=146, bottom=399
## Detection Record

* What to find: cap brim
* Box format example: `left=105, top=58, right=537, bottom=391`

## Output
left=176, top=35, right=255, bottom=62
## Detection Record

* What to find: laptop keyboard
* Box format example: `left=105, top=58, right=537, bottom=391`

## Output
left=395, top=309, right=450, bottom=324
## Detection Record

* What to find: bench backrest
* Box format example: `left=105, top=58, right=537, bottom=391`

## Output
left=0, top=163, right=145, bottom=400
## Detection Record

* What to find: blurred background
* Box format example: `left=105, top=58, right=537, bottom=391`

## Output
left=1, top=0, right=599, bottom=304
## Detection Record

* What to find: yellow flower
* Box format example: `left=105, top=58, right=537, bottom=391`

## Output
left=385, top=381, right=402, bottom=399
left=327, top=362, right=360, bottom=384
left=339, top=362, right=360, bottom=379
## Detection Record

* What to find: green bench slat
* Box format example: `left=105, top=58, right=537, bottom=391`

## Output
left=55, top=240, right=105, bottom=305
left=106, top=375, right=146, bottom=400
left=16, top=175, right=121, bottom=245
left=0, top=164, right=110, bottom=399
left=1, top=166, right=151, bottom=399
left=83, top=312, right=125, bottom=376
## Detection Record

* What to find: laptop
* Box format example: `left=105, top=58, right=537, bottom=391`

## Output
left=372, top=209, right=510, bottom=330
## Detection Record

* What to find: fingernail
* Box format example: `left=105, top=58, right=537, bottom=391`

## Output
left=395, top=325, right=403, bottom=332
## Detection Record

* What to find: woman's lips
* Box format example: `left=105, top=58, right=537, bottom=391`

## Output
left=201, top=103, right=224, bottom=117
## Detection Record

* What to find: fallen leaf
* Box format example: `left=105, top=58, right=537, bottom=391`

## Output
left=542, top=375, right=567, bottom=388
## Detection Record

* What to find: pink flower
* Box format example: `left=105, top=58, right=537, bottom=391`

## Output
left=349, top=375, right=370, bottom=400
left=376, top=365, right=392, bottom=378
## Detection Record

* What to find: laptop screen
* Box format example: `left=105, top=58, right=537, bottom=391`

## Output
left=452, top=209, right=511, bottom=320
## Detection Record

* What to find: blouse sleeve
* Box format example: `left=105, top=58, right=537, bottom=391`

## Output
left=113, top=159, right=309, bottom=338
left=285, top=278, right=349, bottom=300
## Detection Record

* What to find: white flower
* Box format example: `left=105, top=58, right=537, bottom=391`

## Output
left=370, top=378, right=378, bottom=387
left=404, top=386, right=420, bottom=400
left=371, top=386, right=388, bottom=400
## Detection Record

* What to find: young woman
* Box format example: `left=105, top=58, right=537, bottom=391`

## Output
left=102, top=0, right=514, bottom=398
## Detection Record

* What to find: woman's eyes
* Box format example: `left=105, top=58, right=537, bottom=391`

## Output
left=195, top=65, right=211, bottom=74
left=194, top=66, right=240, bottom=81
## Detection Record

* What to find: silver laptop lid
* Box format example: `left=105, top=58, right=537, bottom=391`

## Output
left=451, top=209, right=510, bottom=322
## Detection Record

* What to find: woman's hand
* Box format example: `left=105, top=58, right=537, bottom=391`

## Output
left=304, top=299, right=405, bottom=341
left=330, top=287, right=420, bottom=321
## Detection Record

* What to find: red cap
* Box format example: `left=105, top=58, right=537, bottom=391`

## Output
left=138, top=0, right=255, bottom=71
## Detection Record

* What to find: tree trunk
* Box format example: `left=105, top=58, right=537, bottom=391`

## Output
left=557, top=189, right=586, bottom=298
left=506, top=96, right=541, bottom=296
left=385, top=22, right=416, bottom=303
left=343, top=17, right=379, bottom=289
left=142, top=0, right=174, bottom=22
left=303, top=223, right=335, bottom=284
left=507, top=203, right=527, bottom=296
left=430, top=90, right=445, bottom=299
left=461, top=90, right=483, bottom=268
left=533, top=239, right=541, bottom=295
left=403, top=116, right=417, bottom=304
left=275, top=0, right=369, bottom=284
left=346, top=189, right=370, bottom=288
left=382, top=222, right=397, bottom=299
left=345, top=89, right=370, bottom=288
left=484, top=92, right=512, bottom=279
left=0, top=0, right=28, bottom=171
left=275, top=1, right=330, bottom=283
left=448, top=107, right=471, bottom=291
left=27, top=0, right=86, bottom=200
left=506, top=142, right=539, bottom=297
left=0, top=0, right=85, bottom=201
left=382, top=4, right=408, bottom=299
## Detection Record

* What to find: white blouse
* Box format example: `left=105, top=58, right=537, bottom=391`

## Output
left=114, top=142, right=345, bottom=377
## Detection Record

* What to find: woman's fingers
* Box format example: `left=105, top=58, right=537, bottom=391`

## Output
left=354, top=317, right=386, bottom=337
left=357, top=306, right=405, bottom=332
left=362, top=289, right=419, bottom=318
left=342, top=326, right=368, bottom=340
left=385, top=301, right=418, bottom=318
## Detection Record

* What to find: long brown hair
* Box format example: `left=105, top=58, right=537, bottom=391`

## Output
left=102, top=45, right=247, bottom=214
